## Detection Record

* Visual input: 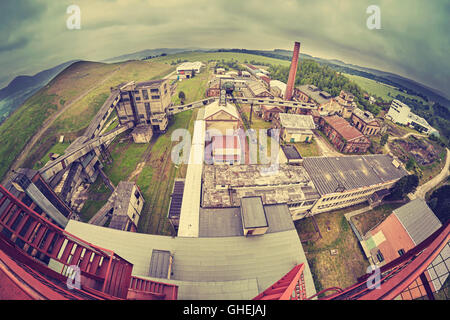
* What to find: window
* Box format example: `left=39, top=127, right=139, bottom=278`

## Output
left=144, top=102, right=150, bottom=109
left=151, top=95, right=160, bottom=100
left=142, top=89, right=148, bottom=100
left=150, top=88, right=159, bottom=93
left=398, top=249, right=405, bottom=256
left=136, top=96, right=141, bottom=101
left=376, top=250, right=384, bottom=262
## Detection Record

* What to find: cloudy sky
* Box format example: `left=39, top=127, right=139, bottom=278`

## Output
left=1, top=0, right=449, bottom=97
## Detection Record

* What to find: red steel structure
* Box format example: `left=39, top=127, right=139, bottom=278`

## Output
left=284, top=41, right=301, bottom=101
left=252, top=264, right=307, bottom=300
left=254, top=222, right=449, bottom=300
left=0, top=184, right=178, bottom=300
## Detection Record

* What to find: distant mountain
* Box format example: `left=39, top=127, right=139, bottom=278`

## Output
left=0, top=60, right=79, bottom=124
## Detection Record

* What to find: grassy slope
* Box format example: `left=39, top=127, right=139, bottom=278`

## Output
left=17, top=60, right=173, bottom=173
left=296, top=207, right=369, bottom=293
left=153, top=51, right=291, bottom=67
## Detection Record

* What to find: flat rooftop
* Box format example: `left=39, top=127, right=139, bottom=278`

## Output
left=279, top=113, right=316, bottom=130
left=199, top=204, right=295, bottom=237
left=63, top=220, right=316, bottom=300
left=240, top=197, right=268, bottom=229
left=281, top=144, right=302, bottom=160
left=202, top=164, right=320, bottom=208
left=302, top=154, right=408, bottom=195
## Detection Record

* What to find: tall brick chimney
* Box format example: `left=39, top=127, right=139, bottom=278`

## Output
left=284, top=41, right=300, bottom=101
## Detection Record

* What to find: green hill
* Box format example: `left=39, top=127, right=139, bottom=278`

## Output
left=0, top=59, right=174, bottom=181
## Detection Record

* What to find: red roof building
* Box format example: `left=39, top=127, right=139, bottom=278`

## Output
left=361, top=199, right=447, bottom=300
left=320, top=115, right=370, bottom=153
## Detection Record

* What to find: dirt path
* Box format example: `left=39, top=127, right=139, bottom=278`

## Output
left=384, top=132, right=426, bottom=154
left=1, top=67, right=120, bottom=184
left=411, top=148, right=450, bottom=199
left=313, top=131, right=342, bottom=157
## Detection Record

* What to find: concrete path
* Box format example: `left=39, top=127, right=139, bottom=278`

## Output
left=343, top=205, right=373, bottom=221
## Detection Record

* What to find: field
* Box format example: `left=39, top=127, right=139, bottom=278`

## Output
left=79, top=177, right=112, bottom=222
left=343, top=73, right=428, bottom=104
left=293, top=140, right=321, bottom=157
left=33, top=141, right=70, bottom=170
left=171, top=67, right=211, bottom=105
left=295, top=207, right=370, bottom=294
left=350, top=203, right=405, bottom=236
left=135, top=109, right=197, bottom=235
left=153, top=51, right=291, bottom=67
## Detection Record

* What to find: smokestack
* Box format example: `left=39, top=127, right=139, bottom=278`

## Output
left=284, top=41, right=300, bottom=101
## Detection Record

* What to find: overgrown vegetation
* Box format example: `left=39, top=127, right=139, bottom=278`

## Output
left=386, top=174, right=419, bottom=200
left=268, top=60, right=381, bottom=116
left=427, top=184, right=450, bottom=224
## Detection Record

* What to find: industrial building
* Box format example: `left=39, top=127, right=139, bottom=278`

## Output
left=176, top=61, right=203, bottom=78
left=89, top=181, right=144, bottom=232
left=210, top=135, right=242, bottom=165
left=386, top=100, right=438, bottom=135
left=258, top=105, right=284, bottom=122
left=331, top=90, right=356, bottom=118
left=351, top=107, right=381, bottom=136
left=270, top=80, right=287, bottom=98
left=361, top=199, right=448, bottom=299
left=115, top=79, right=172, bottom=134
left=246, top=80, right=274, bottom=98
left=274, top=113, right=316, bottom=143
left=204, top=99, right=242, bottom=135
left=294, top=85, right=334, bottom=114
left=201, top=164, right=321, bottom=219
left=303, top=155, right=407, bottom=214
left=320, top=115, right=371, bottom=153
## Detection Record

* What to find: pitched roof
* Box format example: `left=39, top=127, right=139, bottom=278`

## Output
left=393, top=199, right=443, bottom=245
left=323, top=115, right=366, bottom=141
left=204, top=100, right=240, bottom=120
left=296, top=84, right=332, bottom=105
left=212, top=135, right=240, bottom=151
left=302, top=155, right=408, bottom=195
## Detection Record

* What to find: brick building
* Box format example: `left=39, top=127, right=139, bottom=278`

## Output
left=351, top=107, right=381, bottom=136
left=320, top=115, right=370, bottom=153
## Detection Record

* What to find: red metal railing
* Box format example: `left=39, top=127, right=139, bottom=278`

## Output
left=0, top=184, right=132, bottom=299
left=253, top=264, right=307, bottom=300
left=128, top=275, right=178, bottom=300
left=320, top=222, right=450, bottom=300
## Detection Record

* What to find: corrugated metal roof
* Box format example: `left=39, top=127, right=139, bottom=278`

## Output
left=394, top=199, right=443, bottom=245
left=303, top=155, right=408, bottom=195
